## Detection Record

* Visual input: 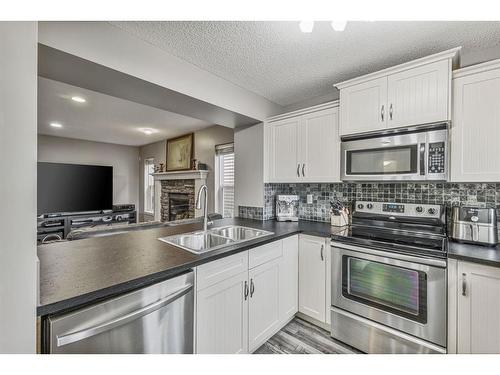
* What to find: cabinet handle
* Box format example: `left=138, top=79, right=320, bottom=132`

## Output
left=462, top=273, right=467, bottom=296
left=381, top=105, right=385, bottom=121
left=297, top=164, right=300, bottom=177
left=302, top=163, right=305, bottom=177
left=389, top=103, right=393, bottom=120
left=320, top=244, right=324, bottom=261
left=250, top=278, right=255, bottom=297
left=244, top=281, right=249, bottom=300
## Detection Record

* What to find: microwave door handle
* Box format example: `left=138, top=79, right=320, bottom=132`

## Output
left=419, top=143, right=426, bottom=176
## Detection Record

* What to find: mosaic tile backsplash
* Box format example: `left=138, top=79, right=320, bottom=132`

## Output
left=239, top=182, right=500, bottom=222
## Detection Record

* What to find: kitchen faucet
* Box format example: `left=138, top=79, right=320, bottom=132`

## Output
left=196, top=184, right=210, bottom=232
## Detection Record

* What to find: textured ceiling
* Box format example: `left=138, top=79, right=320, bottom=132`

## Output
left=38, top=77, right=212, bottom=146
left=110, top=21, right=500, bottom=107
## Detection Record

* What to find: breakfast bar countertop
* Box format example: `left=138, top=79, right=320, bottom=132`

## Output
left=37, top=218, right=344, bottom=317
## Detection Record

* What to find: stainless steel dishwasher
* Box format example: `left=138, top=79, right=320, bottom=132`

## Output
left=48, top=271, right=194, bottom=354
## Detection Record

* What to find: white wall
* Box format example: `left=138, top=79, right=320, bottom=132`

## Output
left=0, top=22, right=38, bottom=353
left=38, top=135, right=140, bottom=210
left=139, top=125, right=234, bottom=218
left=234, top=123, right=264, bottom=210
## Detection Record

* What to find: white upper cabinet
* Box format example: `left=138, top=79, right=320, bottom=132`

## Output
left=387, top=59, right=450, bottom=128
left=268, top=117, right=301, bottom=182
left=336, top=48, right=459, bottom=136
left=339, top=77, right=388, bottom=135
left=457, top=261, right=500, bottom=354
left=300, top=107, right=340, bottom=182
left=451, top=60, right=500, bottom=182
left=265, top=102, right=340, bottom=183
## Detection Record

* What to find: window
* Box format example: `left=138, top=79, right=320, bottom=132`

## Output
left=144, top=158, right=155, bottom=215
left=215, top=143, right=235, bottom=218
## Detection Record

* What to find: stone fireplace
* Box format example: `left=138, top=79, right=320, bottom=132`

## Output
left=152, top=170, right=209, bottom=222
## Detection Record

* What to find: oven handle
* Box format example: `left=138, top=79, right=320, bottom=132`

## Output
left=330, top=241, right=447, bottom=268
left=419, top=143, right=426, bottom=176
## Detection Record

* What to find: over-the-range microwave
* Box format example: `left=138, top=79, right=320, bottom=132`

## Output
left=340, top=122, right=449, bottom=182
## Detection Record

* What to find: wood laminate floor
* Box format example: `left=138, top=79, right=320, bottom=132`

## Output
left=254, top=317, right=358, bottom=354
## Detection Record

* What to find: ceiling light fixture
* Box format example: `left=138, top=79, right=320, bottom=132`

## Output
left=71, top=96, right=86, bottom=103
left=299, top=21, right=314, bottom=33
left=139, top=128, right=156, bottom=135
left=331, top=21, right=347, bottom=31
left=50, top=122, right=63, bottom=128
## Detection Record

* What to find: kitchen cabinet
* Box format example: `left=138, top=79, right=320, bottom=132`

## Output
left=336, top=48, right=458, bottom=136
left=279, top=235, right=299, bottom=324
left=196, top=271, right=249, bottom=354
left=451, top=60, right=500, bottom=182
left=248, top=257, right=281, bottom=352
left=196, top=236, right=299, bottom=353
left=298, top=235, right=328, bottom=323
left=456, top=261, right=500, bottom=353
left=339, top=77, right=387, bottom=135
left=265, top=102, right=340, bottom=183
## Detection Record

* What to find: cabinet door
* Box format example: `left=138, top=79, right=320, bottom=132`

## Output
left=458, top=261, right=500, bottom=353
left=279, top=235, right=298, bottom=324
left=248, top=257, right=281, bottom=352
left=339, top=77, right=387, bottom=136
left=298, top=235, right=327, bottom=322
left=196, top=272, right=248, bottom=354
left=268, top=117, right=301, bottom=182
left=451, top=67, right=500, bottom=181
left=300, top=107, right=340, bottom=182
left=387, top=59, right=450, bottom=129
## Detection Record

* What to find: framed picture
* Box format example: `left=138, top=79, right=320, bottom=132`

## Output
left=166, top=133, right=194, bottom=171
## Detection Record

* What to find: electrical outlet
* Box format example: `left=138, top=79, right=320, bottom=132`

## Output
left=307, top=194, right=313, bottom=204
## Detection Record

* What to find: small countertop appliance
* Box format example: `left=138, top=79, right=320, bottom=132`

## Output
left=276, top=195, right=299, bottom=222
left=450, top=206, right=498, bottom=246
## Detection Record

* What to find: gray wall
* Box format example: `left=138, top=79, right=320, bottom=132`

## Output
left=38, top=135, right=140, bottom=210
left=0, top=22, right=38, bottom=353
left=139, top=125, right=234, bottom=218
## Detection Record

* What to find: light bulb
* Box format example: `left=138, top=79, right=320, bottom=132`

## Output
left=299, top=21, right=314, bottom=33
left=331, top=21, right=347, bottom=31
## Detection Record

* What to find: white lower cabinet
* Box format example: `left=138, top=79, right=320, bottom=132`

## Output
left=456, top=261, right=500, bottom=353
left=195, top=237, right=299, bottom=353
left=248, top=257, right=281, bottom=351
left=298, top=235, right=330, bottom=324
left=196, top=271, right=249, bottom=354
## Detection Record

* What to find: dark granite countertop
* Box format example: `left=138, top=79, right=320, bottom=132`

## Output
left=447, top=240, right=500, bottom=267
left=37, top=218, right=341, bottom=316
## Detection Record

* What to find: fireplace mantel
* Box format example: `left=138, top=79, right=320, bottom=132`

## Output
left=152, top=170, right=209, bottom=181
left=152, top=170, right=209, bottom=221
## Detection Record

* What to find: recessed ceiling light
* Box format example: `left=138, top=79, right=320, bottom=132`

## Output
left=299, top=21, right=314, bottom=33
left=71, top=96, right=86, bottom=103
left=50, top=122, right=63, bottom=128
left=331, top=21, right=347, bottom=31
left=139, top=128, right=156, bottom=135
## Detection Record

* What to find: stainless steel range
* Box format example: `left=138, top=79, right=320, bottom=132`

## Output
left=330, top=201, right=447, bottom=354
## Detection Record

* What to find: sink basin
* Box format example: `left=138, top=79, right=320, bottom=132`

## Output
left=210, top=226, right=273, bottom=241
left=158, top=225, right=274, bottom=254
left=158, top=231, right=235, bottom=254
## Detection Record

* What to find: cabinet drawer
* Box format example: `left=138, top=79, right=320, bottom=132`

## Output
left=249, top=240, right=283, bottom=269
left=196, top=251, right=249, bottom=291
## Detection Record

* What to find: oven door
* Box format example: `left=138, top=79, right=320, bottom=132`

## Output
left=341, top=131, right=426, bottom=181
left=331, top=242, right=447, bottom=346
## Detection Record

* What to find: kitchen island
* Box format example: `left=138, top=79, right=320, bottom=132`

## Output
left=37, top=218, right=342, bottom=317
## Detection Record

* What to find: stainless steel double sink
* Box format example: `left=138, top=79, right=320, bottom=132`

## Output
left=158, top=225, right=274, bottom=254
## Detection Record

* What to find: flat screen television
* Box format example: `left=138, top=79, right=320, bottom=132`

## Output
left=37, top=162, right=113, bottom=215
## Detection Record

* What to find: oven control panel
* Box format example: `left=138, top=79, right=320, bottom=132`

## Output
left=428, top=142, right=446, bottom=174
left=356, top=201, right=442, bottom=218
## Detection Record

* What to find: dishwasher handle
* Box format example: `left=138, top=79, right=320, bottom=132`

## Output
left=56, top=282, right=193, bottom=347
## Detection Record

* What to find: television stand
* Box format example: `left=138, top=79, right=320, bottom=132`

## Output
left=37, top=210, right=137, bottom=245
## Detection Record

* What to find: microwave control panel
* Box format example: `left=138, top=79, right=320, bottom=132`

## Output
left=428, top=142, right=445, bottom=174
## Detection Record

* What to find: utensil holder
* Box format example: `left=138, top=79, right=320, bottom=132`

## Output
left=331, top=211, right=349, bottom=227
